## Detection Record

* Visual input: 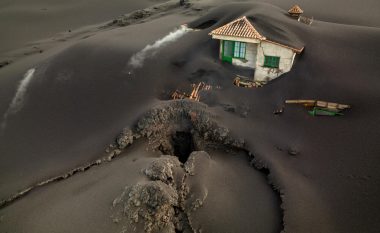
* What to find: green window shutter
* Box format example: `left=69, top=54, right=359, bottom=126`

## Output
left=223, top=41, right=234, bottom=57
left=273, top=57, right=280, bottom=67
left=222, top=40, right=234, bottom=63
left=264, top=56, right=280, bottom=68
left=264, top=56, right=270, bottom=67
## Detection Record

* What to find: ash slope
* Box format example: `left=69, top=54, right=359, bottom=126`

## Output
left=0, top=0, right=162, bottom=54
left=1, top=0, right=379, bottom=55
left=0, top=1, right=380, bottom=233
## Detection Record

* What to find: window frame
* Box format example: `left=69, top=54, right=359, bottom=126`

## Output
left=263, top=55, right=280, bottom=68
left=233, top=41, right=246, bottom=59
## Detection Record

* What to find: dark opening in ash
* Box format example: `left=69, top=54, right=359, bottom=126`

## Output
left=172, top=131, right=195, bottom=163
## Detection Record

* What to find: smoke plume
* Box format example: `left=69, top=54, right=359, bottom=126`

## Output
left=128, top=25, right=192, bottom=69
left=1, top=68, right=36, bottom=130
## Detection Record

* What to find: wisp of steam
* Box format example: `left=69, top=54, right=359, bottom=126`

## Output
left=1, top=68, right=36, bottom=130
left=128, top=25, right=192, bottom=69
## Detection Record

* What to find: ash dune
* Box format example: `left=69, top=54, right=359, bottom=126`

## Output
left=0, top=0, right=163, bottom=54
left=1, top=0, right=380, bottom=233
left=128, top=25, right=193, bottom=69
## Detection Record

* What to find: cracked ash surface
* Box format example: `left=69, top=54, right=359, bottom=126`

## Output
left=109, top=100, right=282, bottom=233
left=0, top=100, right=281, bottom=233
left=112, top=152, right=210, bottom=233
left=107, top=100, right=245, bottom=158
left=0, top=100, right=251, bottom=211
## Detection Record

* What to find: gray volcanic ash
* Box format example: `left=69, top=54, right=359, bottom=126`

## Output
left=0, top=1, right=380, bottom=233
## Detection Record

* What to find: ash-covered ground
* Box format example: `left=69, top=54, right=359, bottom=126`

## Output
left=1, top=0, right=380, bottom=233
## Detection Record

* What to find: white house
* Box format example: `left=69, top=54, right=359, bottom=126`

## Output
left=209, top=16, right=304, bottom=82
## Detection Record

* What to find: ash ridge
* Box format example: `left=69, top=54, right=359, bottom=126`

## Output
left=107, top=100, right=245, bottom=157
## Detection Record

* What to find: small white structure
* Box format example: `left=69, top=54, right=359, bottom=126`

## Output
left=209, top=16, right=304, bottom=82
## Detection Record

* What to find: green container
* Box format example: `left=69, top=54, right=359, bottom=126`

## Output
left=308, top=107, right=344, bottom=116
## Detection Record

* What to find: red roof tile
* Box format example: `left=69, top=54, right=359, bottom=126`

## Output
left=209, top=16, right=266, bottom=40
left=209, top=16, right=304, bottom=53
left=288, top=5, right=304, bottom=14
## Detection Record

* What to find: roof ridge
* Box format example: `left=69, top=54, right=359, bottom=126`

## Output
left=288, top=5, right=304, bottom=14
left=243, top=16, right=266, bottom=40
left=209, top=16, right=266, bottom=40
left=209, top=15, right=304, bottom=53
left=264, top=39, right=304, bottom=53
left=217, top=16, right=246, bottom=31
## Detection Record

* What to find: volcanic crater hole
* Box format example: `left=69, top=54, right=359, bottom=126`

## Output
left=172, top=131, right=195, bottom=163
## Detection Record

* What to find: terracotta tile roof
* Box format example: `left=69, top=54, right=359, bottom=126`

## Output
left=288, top=5, right=304, bottom=14
left=209, top=16, right=266, bottom=40
left=209, top=16, right=304, bottom=53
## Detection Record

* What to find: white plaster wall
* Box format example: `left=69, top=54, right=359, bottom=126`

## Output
left=212, top=34, right=261, bottom=44
left=254, top=41, right=296, bottom=82
left=232, top=42, right=257, bottom=68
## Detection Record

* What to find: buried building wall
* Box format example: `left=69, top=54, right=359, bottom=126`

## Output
left=214, top=34, right=260, bottom=68
left=254, top=41, right=296, bottom=82
left=232, top=42, right=257, bottom=68
left=217, top=39, right=258, bottom=69
left=215, top=37, right=296, bottom=82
